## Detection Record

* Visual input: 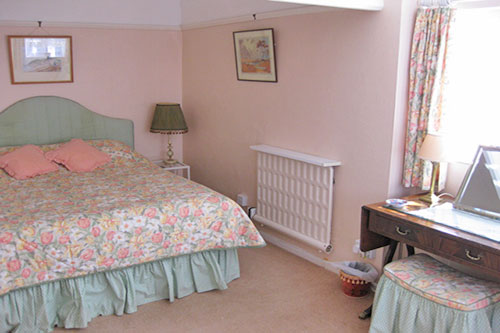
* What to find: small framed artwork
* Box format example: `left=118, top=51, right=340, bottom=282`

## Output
left=7, top=35, right=73, bottom=84
left=233, top=28, right=277, bottom=82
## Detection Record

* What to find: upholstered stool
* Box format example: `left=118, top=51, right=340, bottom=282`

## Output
left=370, top=254, right=500, bottom=333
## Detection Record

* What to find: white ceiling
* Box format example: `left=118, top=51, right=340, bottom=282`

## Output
left=0, top=0, right=381, bottom=29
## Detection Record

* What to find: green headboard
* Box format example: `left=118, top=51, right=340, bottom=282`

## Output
left=0, top=96, right=134, bottom=148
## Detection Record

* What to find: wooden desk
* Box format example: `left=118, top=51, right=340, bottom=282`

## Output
left=360, top=196, right=500, bottom=279
left=358, top=196, right=500, bottom=319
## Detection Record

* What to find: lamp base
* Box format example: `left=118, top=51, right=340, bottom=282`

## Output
left=163, top=134, right=177, bottom=165
left=420, top=161, right=441, bottom=205
left=163, top=158, right=178, bottom=165
left=419, top=192, right=441, bottom=205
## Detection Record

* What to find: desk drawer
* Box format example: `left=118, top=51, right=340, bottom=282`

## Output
left=370, top=213, right=422, bottom=245
left=439, top=238, right=500, bottom=272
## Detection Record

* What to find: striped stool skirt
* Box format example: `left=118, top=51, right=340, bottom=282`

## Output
left=369, top=254, right=500, bottom=333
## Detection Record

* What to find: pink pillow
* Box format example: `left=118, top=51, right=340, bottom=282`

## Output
left=45, top=139, right=111, bottom=172
left=0, top=145, right=59, bottom=180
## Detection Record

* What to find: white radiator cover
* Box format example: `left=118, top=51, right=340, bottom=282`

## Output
left=250, top=145, right=341, bottom=252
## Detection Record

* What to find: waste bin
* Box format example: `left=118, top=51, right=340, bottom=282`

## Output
left=333, top=261, right=378, bottom=298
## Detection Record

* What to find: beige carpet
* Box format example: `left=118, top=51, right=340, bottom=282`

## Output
left=56, top=244, right=373, bottom=332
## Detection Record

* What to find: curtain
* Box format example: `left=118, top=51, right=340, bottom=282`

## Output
left=402, top=7, right=455, bottom=189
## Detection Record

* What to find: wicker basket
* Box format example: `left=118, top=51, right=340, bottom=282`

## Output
left=339, top=270, right=370, bottom=297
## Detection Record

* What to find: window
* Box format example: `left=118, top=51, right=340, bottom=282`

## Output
left=441, top=6, right=500, bottom=162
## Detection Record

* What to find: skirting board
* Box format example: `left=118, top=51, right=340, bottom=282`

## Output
left=259, top=229, right=378, bottom=290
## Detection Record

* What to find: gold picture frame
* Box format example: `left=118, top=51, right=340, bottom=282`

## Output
left=8, top=35, right=73, bottom=84
left=233, top=28, right=277, bottom=82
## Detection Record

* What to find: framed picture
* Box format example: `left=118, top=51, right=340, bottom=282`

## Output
left=233, top=28, right=277, bottom=82
left=7, top=35, right=73, bottom=84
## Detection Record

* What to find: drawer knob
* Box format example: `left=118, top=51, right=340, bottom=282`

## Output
left=396, top=226, right=410, bottom=236
left=465, top=250, right=482, bottom=261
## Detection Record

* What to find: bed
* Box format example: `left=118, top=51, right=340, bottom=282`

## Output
left=0, top=96, right=265, bottom=332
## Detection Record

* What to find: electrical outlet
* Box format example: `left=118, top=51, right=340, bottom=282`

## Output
left=236, top=193, right=248, bottom=206
left=352, top=239, right=361, bottom=254
left=353, top=239, right=375, bottom=259
left=362, top=249, right=376, bottom=260
left=248, top=207, right=256, bottom=219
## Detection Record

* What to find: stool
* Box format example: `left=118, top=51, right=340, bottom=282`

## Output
left=370, top=254, right=500, bottom=333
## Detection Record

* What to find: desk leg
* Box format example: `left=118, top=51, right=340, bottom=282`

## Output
left=359, top=240, right=399, bottom=320
left=358, top=305, right=372, bottom=320
left=384, top=240, right=399, bottom=264
left=406, top=245, right=415, bottom=256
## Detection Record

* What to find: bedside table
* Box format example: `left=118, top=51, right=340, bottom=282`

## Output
left=155, top=161, right=191, bottom=179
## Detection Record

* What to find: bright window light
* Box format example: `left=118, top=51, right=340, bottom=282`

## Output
left=442, top=7, right=500, bottom=162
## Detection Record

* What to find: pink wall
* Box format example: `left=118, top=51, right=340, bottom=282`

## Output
left=182, top=0, right=409, bottom=264
left=0, top=26, right=182, bottom=161
left=388, top=0, right=418, bottom=198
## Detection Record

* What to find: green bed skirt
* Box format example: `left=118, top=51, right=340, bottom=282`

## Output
left=370, top=274, right=500, bottom=333
left=1, top=248, right=239, bottom=333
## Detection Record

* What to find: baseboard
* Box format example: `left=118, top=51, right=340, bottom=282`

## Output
left=259, top=230, right=338, bottom=274
left=259, top=229, right=378, bottom=291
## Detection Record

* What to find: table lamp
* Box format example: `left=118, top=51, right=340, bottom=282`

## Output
left=418, top=133, right=448, bottom=204
left=150, top=103, right=188, bottom=164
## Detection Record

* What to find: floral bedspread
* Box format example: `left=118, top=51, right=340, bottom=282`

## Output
left=0, top=140, right=265, bottom=296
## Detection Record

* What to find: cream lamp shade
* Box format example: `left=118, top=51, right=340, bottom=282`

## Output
left=417, top=133, right=448, bottom=204
left=150, top=103, right=188, bottom=164
left=417, top=133, right=447, bottom=162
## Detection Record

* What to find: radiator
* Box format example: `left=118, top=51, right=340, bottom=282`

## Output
left=250, top=145, right=341, bottom=252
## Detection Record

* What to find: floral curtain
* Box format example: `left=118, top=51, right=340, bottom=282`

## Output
left=402, top=7, right=455, bottom=189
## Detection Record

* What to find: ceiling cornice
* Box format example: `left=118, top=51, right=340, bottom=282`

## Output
left=181, top=6, right=336, bottom=31
left=0, top=20, right=181, bottom=31
left=0, top=0, right=384, bottom=31
left=0, top=6, right=336, bottom=32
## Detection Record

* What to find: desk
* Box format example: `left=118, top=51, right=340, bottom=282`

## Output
left=359, top=196, right=500, bottom=318
left=361, top=196, right=500, bottom=278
